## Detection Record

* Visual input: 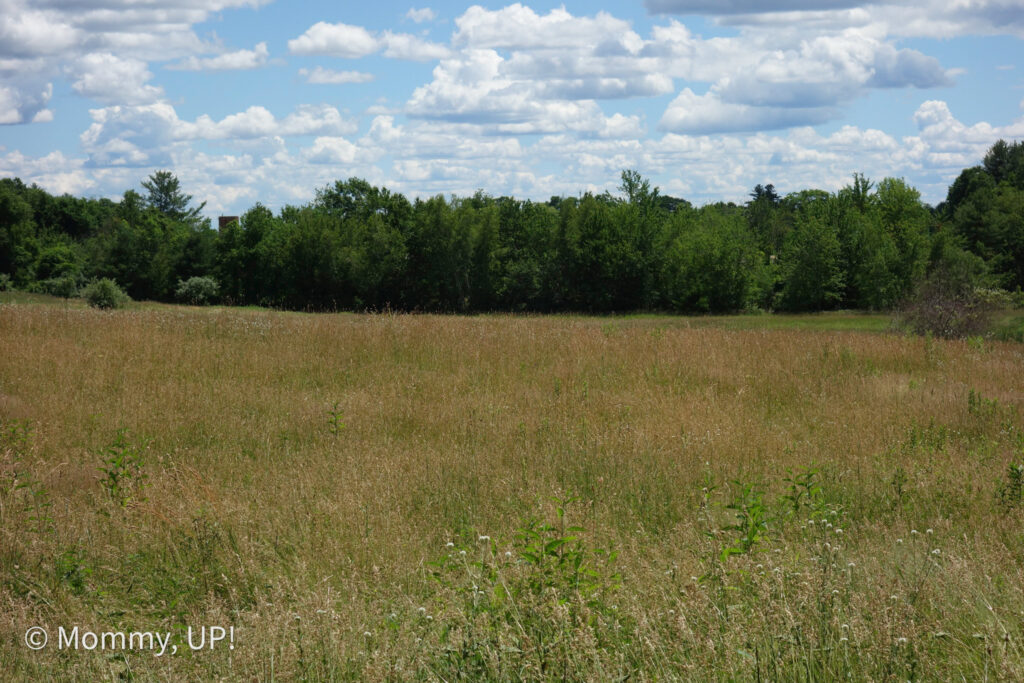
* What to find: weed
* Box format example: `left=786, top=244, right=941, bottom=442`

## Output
left=997, top=462, right=1024, bottom=510
left=968, top=388, right=1000, bottom=417
left=782, top=466, right=824, bottom=517
left=98, top=429, right=148, bottom=507
left=326, top=402, right=346, bottom=436
left=721, top=481, right=770, bottom=560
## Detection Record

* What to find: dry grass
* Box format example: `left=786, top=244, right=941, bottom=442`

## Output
left=1, top=302, right=1023, bottom=681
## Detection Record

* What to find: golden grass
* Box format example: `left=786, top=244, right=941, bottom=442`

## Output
left=2, top=302, right=1023, bottom=680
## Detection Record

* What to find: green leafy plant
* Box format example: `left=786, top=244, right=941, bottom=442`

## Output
left=175, top=276, right=219, bottom=305
left=424, top=496, right=625, bottom=680
left=997, top=462, right=1024, bottom=510
left=81, top=277, right=131, bottom=310
left=720, top=480, right=770, bottom=560
left=98, top=429, right=148, bottom=507
left=326, top=402, right=346, bottom=436
left=1, top=419, right=53, bottom=534
left=782, top=466, right=824, bottom=517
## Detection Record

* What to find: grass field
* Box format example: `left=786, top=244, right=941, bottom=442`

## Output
left=2, top=298, right=1024, bottom=681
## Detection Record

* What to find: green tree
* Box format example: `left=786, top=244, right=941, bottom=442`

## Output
left=779, top=214, right=845, bottom=311
left=141, top=171, right=207, bottom=227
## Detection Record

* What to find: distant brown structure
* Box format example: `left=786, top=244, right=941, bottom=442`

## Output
left=218, top=216, right=239, bottom=230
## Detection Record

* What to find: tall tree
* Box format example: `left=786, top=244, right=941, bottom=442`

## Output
left=141, top=171, right=207, bottom=227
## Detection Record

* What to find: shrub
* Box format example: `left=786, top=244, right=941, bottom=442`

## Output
left=899, top=247, right=993, bottom=339
left=0, top=273, right=12, bottom=291
left=175, top=276, right=219, bottom=305
left=34, top=274, right=81, bottom=298
left=81, top=278, right=130, bottom=310
left=900, top=280, right=993, bottom=339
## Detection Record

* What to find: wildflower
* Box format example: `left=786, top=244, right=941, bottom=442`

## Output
left=890, top=595, right=898, bottom=601
left=446, top=542, right=454, bottom=548
left=926, top=528, right=933, bottom=535
left=478, top=535, right=490, bottom=542
left=418, top=607, right=426, bottom=615
left=459, top=550, right=467, bottom=557
left=364, top=631, right=372, bottom=638
left=931, top=549, right=941, bottom=555
left=896, top=538, right=903, bottom=544
left=426, top=615, right=433, bottom=621
left=847, top=562, right=856, bottom=568
left=911, top=529, right=919, bottom=535
left=896, top=637, right=908, bottom=645
left=835, top=528, right=843, bottom=535
left=841, top=624, right=850, bottom=630
left=505, top=551, right=512, bottom=559
left=840, top=636, right=849, bottom=643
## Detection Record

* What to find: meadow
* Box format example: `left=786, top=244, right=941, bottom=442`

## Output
left=2, top=296, right=1023, bottom=681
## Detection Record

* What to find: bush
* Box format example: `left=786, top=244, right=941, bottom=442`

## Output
left=899, top=273, right=993, bottom=339
left=0, top=273, right=12, bottom=291
left=81, top=278, right=130, bottom=310
left=175, top=276, right=219, bottom=305
left=33, top=274, right=82, bottom=298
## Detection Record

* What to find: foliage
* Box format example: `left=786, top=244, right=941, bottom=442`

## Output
left=2, top=146, right=1024, bottom=316
left=142, top=170, right=207, bottom=227
left=175, top=275, right=219, bottom=305
left=81, top=277, right=130, bottom=310
left=98, top=429, right=148, bottom=507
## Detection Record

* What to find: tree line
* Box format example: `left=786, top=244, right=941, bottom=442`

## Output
left=1, top=141, right=1022, bottom=313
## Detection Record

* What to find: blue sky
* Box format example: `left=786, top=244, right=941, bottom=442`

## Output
left=1, top=0, right=1022, bottom=217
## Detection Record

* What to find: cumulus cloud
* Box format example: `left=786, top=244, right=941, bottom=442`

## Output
left=288, top=21, right=449, bottom=61
left=79, top=102, right=357, bottom=166
left=299, top=67, right=375, bottom=84
left=0, top=0, right=276, bottom=124
left=380, top=32, right=452, bottom=60
left=168, top=42, right=269, bottom=71
left=406, top=49, right=636, bottom=134
left=660, top=88, right=837, bottom=134
left=0, top=81, right=53, bottom=125
left=288, top=21, right=379, bottom=58
left=69, top=53, right=164, bottom=104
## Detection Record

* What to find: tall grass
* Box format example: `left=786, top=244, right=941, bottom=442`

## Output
left=1, top=303, right=1023, bottom=680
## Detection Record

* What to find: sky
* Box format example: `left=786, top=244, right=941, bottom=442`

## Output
left=1, top=0, right=1022, bottom=218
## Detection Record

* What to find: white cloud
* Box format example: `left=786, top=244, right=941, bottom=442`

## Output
left=406, top=7, right=436, bottom=23
left=661, top=88, right=835, bottom=134
left=299, top=67, right=375, bottom=84
left=651, top=0, right=1024, bottom=39
left=69, top=53, right=164, bottom=104
left=288, top=21, right=379, bottom=58
left=0, top=81, right=52, bottom=125
left=168, top=42, right=269, bottom=71
left=288, top=20, right=449, bottom=61
left=79, top=102, right=358, bottom=166
left=454, top=4, right=642, bottom=51
left=381, top=32, right=452, bottom=61
left=0, top=6, right=78, bottom=56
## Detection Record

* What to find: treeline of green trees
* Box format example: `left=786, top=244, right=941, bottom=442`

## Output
left=1, top=140, right=1022, bottom=313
